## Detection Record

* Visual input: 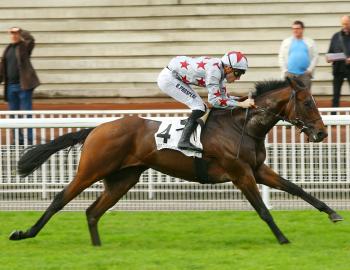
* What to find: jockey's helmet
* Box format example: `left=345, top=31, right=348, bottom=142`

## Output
left=221, top=51, right=248, bottom=71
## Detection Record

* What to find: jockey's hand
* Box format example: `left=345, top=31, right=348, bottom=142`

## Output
left=238, top=98, right=255, bottom=109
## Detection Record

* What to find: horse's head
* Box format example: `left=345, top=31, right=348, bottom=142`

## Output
left=253, top=78, right=327, bottom=142
left=284, top=77, right=327, bottom=142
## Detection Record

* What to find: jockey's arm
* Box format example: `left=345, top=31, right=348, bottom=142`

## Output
left=207, top=84, right=254, bottom=109
left=208, top=89, right=238, bottom=109
left=206, top=65, right=254, bottom=109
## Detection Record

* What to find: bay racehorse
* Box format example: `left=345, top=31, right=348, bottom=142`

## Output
left=10, top=77, right=343, bottom=246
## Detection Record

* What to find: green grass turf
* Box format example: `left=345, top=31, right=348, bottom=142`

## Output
left=0, top=211, right=349, bottom=270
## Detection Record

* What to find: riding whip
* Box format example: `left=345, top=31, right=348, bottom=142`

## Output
left=236, top=92, right=252, bottom=159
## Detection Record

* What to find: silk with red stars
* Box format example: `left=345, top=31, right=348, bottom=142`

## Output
left=167, top=55, right=239, bottom=108
left=168, top=56, right=221, bottom=88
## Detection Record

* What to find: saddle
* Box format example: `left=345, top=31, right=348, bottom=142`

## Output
left=153, top=109, right=211, bottom=183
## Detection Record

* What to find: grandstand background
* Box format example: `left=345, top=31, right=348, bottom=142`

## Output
left=0, top=0, right=350, bottom=103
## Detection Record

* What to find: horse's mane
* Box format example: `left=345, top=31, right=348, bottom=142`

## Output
left=254, top=79, right=289, bottom=97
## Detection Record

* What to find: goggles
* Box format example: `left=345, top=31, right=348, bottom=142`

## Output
left=233, top=69, right=245, bottom=77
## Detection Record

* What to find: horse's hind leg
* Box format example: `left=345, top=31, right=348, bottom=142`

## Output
left=255, top=164, right=343, bottom=222
left=9, top=173, right=99, bottom=241
left=86, top=167, right=145, bottom=246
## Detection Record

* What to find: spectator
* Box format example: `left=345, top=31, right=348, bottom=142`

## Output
left=327, top=15, right=350, bottom=108
left=279, top=20, right=318, bottom=90
left=0, top=27, right=40, bottom=144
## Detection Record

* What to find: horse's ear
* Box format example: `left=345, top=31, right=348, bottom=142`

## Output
left=286, top=76, right=298, bottom=89
left=286, top=77, right=306, bottom=91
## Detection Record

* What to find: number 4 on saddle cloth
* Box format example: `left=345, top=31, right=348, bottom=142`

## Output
left=154, top=110, right=210, bottom=158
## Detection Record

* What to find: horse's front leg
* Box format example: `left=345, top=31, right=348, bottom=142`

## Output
left=255, top=164, right=343, bottom=222
left=230, top=165, right=290, bottom=244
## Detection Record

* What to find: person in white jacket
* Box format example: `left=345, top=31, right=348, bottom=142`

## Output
left=157, top=51, right=255, bottom=152
left=278, top=21, right=318, bottom=90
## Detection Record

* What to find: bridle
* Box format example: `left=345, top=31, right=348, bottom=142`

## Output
left=254, top=87, right=322, bottom=133
left=234, top=86, right=322, bottom=159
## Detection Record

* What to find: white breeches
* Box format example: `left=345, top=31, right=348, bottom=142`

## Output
left=157, top=68, right=206, bottom=112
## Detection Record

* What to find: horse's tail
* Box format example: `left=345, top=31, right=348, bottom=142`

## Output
left=18, top=128, right=94, bottom=178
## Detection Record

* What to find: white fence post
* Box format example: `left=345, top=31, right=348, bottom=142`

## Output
left=262, top=185, right=271, bottom=209
left=41, top=114, right=47, bottom=200
left=148, top=169, right=154, bottom=200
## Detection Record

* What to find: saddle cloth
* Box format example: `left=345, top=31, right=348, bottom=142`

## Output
left=154, top=118, right=203, bottom=158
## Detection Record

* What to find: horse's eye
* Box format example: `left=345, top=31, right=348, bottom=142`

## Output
left=304, top=100, right=312, bottom=107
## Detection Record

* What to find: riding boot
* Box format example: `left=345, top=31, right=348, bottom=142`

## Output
left=178, top=110, right=205, bottom=152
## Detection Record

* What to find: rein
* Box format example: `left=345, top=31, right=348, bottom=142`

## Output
left=236, top=92, right=256, bottom=159
left=255, top=105, right=321, bottom=133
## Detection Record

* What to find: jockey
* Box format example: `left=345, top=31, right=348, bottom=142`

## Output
left=157, top=51, right=255, bottom=152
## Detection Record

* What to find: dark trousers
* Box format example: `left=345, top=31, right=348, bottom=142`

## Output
left=7, top=83, right=33, bottom=144
left=332, top=72, right=350, bottom=108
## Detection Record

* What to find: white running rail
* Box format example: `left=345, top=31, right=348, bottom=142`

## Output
left=0, top=109, right=350, bottom=211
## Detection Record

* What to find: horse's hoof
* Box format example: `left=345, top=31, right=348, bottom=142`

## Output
left=279, top=238, right=290, bottom=245
left=329, top=212, right=344, bottom=223
left=9, top=230, right=25, bottom=241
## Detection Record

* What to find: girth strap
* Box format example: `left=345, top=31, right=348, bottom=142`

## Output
left=194, top=157, right=209, bottom=183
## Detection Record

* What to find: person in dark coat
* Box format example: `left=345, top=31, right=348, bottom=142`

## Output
left=327, top=16, right=350, bottom=108
left=0, top=27, right=40, bottom=144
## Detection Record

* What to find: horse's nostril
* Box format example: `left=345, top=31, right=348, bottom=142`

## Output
left=317, top=131, right=327, bottom=139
